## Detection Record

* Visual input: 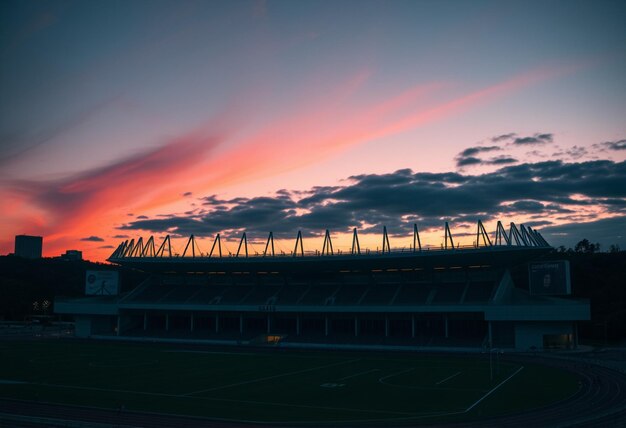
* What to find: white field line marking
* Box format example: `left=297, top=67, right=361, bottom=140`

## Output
left=184, top=358, right=361, bottom=396
left=25, top=379, right=419, bottom=416
left=338, top=369, right=380, bottom=381
left=465, top=365, right=524, bottom=412
left=436, top=371, right=462, bottom=385
left=378, top=368, right=415, bottom=384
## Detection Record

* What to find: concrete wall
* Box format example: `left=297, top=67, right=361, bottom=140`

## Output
left=74, top=316, right=92, bottom=338
left=515, top=321, right=573, bottom=350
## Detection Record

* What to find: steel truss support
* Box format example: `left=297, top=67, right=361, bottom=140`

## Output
left=509, top=223, right=527, bottom=246
left=321, top=229, right=334, bottom=256
left=123, top=239, right=135, bottom=257
left=155, top=235, right=172, bottom=257
left=209, top=234, right=222, bottom=257
left=263, top=232, right=275, bottom=257
left=351, top=228, right=361, bottom=255
left=130, top=237, right=144, bottom=257
left=494, top=221, right=510, bottom=246
left=531, top=228, right=549, bottom=247
left=382, top=226, right=391, bottom=253
left=293, top=230, right=304, bottom=257
left=413, top=224, right=422, bottom=252
left=183, top=234, right=201, bottom=257
left=444, top=222, right=455, bottom=250
left=236, top=232, right=248, bottom=257
left=476, top=220, right=492, bottom=248
left=141, top=236, right=156, bottom=257
left=114, top=241, right=127, bottom=258
left=520, top=224, right=537, bottom=246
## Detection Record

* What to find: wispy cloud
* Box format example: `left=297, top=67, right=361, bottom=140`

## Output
left=594, top=139, right=626, bottom=152
left=3, top=130, right=223, bottom=252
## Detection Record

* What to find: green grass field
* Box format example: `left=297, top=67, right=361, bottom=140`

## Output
left=0, top=340, right=579, bottom=424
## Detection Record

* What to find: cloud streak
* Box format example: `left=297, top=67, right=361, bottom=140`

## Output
left=2, top=130, right=223, bottom=254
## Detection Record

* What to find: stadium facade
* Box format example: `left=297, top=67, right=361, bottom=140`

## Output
left=55, top=221, right=590, bottom=351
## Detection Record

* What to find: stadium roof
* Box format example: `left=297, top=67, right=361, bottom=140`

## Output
left=108, top=221, right=552, bottom=273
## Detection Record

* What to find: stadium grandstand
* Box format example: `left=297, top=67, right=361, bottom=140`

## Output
left=55, top=220, right=590, bottom=351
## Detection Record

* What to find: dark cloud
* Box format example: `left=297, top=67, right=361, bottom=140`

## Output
left=119, top=160, right=626, bottom=245
left=455, top=144, right=516, bottom=168
left=112, top=234, right=129, bottom=239
left=81, top=236, right=104, bottom=242
left=595, top=139, right=626, bottom=151
left=456, top=156, right=482, bottom=167
left=485, top=156, right=517, bottom=165
left=98, top=245, right=115, bottom=249
left=458, top=146, right=500, bottom=157
left=491, top=133, right=517, bottom=142
left=183, top=192, right=193, bottom=197
left=513, top=133, right=553, bottom=145
left=136, top=215, right=148, bottom=219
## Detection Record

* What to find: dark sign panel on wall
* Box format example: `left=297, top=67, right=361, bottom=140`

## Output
left=529, top=260, right=571, bottom=295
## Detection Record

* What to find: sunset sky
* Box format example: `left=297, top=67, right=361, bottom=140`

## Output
left=1, top=0, right=625, bottom=261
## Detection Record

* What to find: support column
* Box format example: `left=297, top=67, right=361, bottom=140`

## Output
left=444, top=314, right=449, bottom=338
left=267, top=315, right=271, bottom=334
left=190, top=313, right=194, bottom=332
left=354, top=317, right=359, bottom=337
left=143, top=312, right=148, bottom=331
left=411, top=314, right=415, bottom=338
left=488, top=321, right=493, bottom=348
left=215, top=314, right=219, bottom=333
left=240, top=314, right=244, bottom=335
left=325, top=315, right=329, bottom=337
left=385, top=316, right=389, bottom=337
left=165, top=313, right=170, bottom=332
left=116, top=315, right=121, bottom=336
left=296, top=316, right=301, bottom=336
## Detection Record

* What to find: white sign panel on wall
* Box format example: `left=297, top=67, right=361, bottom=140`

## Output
left=85, top=271, right=119, bottom=295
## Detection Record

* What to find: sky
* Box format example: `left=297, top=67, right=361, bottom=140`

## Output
left=1, top=0, right=625, bottom=261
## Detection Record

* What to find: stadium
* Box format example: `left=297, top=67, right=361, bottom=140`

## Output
left=55, top=220, right=590, bottom=351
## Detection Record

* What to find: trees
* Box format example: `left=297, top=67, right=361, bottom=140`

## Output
left=574, top=239, right=600, bottom=254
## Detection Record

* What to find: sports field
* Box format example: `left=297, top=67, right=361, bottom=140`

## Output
left=0, top=340, right=579, bottom=424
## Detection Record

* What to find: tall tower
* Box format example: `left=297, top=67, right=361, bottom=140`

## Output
left=14, top=235, right=43, bottom=259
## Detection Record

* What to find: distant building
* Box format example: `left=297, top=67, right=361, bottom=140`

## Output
left=61, top=250, right=83, bottom=261
left=14, top=235, right=43, bottom=259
